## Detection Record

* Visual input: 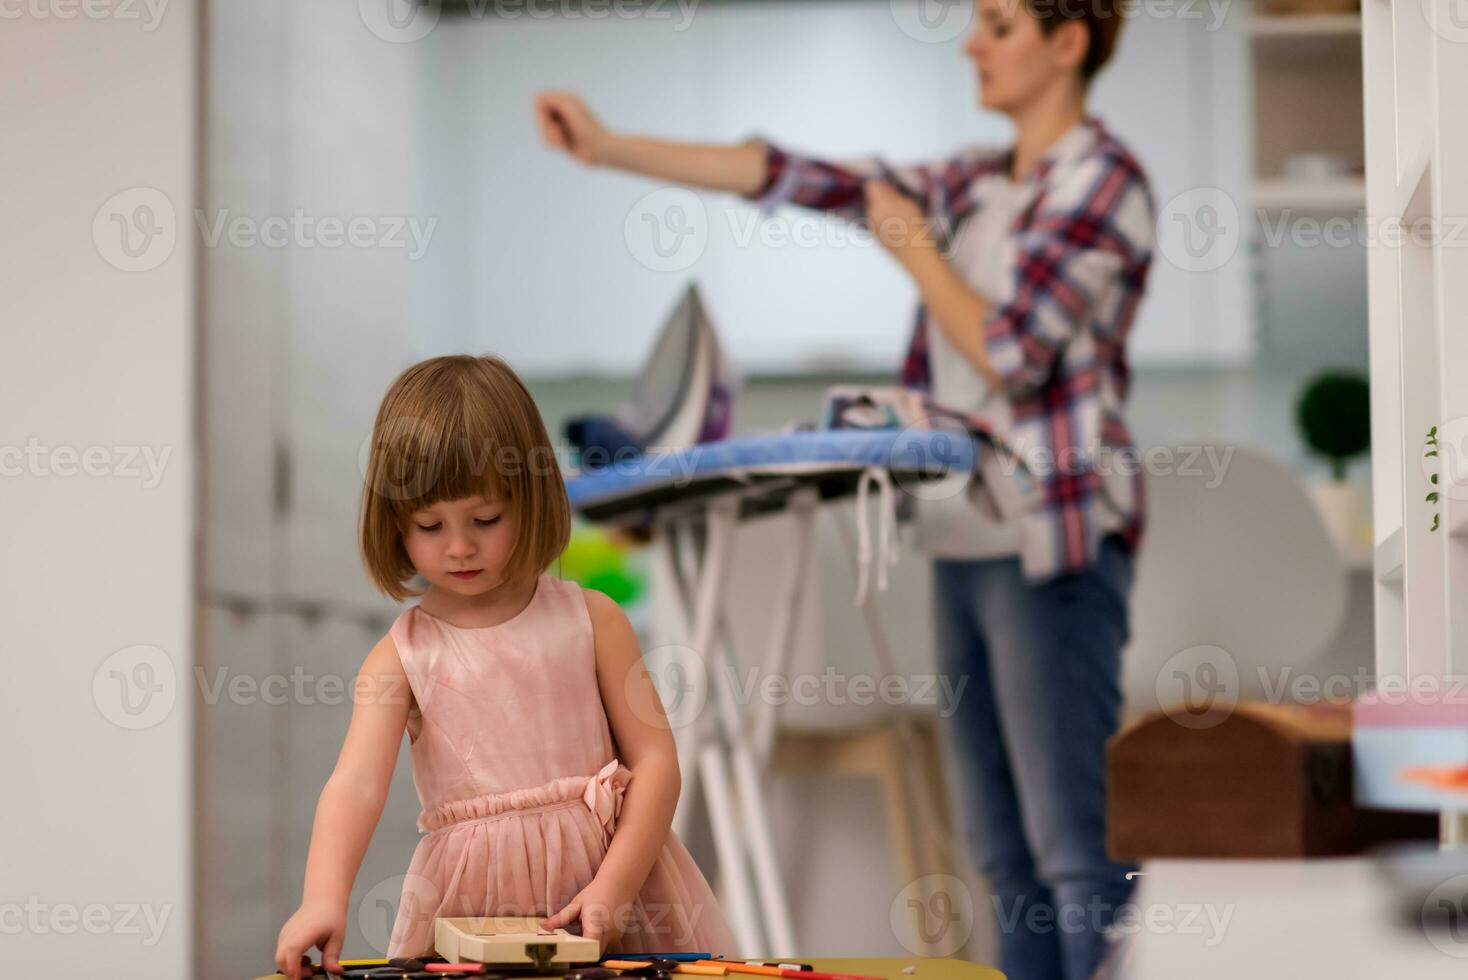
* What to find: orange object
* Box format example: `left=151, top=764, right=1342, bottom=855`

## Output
left=604, top=961, right=727, bottom=976
left=1401, top=765, right=1468, bottom=791
left=696, top=963, right=783, bottom=977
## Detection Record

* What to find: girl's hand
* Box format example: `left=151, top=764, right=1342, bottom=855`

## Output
left=864, top=179, right=936, bottom=267
left=540, top=877, right=639, bottom=950
left=535, top=91, right=612, bottom=166
left=275, top=902, right=346, bottom=980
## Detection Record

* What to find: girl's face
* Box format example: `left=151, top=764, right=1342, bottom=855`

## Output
left=400, top=493, right=519, bottom=596
left=964, top=0, right=1081, bottom=115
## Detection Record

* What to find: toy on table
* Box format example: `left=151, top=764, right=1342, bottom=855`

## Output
left=277, top=952, right=889, bottom=980
left=435, top=916, right=600, bottom=972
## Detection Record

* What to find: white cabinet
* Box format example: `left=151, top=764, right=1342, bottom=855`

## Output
left=1360, top=0, right=1468, bottom=832
left=1363, top=0, right=1468, bottom=682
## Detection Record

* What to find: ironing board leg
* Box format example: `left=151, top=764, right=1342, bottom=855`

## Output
left=833, top=511, right=964, bottom=947
left=712, top=611, right=798, bottom=957
left=662, top=501, right=770, bottom=957
left=749, top=487, right=819, bottom=764
left=697, top=739, right=766, bottom=956
left=655, top=528, right=702, bottom=841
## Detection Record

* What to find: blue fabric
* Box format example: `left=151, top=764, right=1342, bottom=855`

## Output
left=932, top=534, right=1137, bottom=980
left=565, top=429, right=975, bottom=511
left=563, top=414, right=646, bottom=470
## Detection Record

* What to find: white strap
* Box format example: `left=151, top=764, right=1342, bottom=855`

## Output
left=853, top=465, right=901, bottom=606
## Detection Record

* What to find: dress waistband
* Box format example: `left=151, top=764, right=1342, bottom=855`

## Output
left=418, top=759, right=632, bottom=848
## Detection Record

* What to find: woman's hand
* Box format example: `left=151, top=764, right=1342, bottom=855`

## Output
left=864, top=179, right=938, bottom=270
left=275, top=901, right=346, bottom=979
left=540, top=876, right=640, bottom=950
left=535, top=91, right=612, bottom=166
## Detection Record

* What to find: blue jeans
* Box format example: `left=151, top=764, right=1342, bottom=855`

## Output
left=933, top=535, right=1137, bottom=980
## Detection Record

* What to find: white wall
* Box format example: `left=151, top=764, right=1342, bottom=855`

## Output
left=416, top=0, right=1253, bottom=376
left=0, top=2, right=196, bottom=976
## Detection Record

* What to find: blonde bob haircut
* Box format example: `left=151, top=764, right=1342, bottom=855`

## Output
left=359, top=354, right=571, bottom=602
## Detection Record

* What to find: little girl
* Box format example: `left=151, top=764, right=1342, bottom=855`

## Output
left=274, top=354, right=738, bottom=978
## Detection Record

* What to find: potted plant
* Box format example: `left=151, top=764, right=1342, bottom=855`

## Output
left=1296, top=370, right=1371, bottom=554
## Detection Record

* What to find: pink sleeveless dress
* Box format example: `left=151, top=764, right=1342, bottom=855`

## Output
left=384, top=572, right=739, bottom=960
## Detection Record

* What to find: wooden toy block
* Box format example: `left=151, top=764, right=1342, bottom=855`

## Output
left=434, top=916, right=601, bottom=970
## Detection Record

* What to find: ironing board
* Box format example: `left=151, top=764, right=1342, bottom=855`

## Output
left=566, top=429, right=979, bottom=957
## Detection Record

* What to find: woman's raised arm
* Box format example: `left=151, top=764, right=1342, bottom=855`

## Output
left=534, top=90, right=768, bottom=196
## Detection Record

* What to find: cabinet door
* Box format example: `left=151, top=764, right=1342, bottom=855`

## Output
left=202, top=0, right=287, bottom=600
left=281, top=0, right=418, bottom=611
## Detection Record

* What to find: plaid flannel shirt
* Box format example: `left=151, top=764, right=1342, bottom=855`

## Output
left=743, top=117, right=1155, bottom=583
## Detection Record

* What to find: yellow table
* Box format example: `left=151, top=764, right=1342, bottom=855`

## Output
left=256, top=956, right=1003, bottom=980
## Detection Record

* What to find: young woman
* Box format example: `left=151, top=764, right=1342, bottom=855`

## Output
left=535, top=2, right=1153, bottom=977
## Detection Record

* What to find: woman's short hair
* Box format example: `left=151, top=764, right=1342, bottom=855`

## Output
left=359, top=354, right=571, bottom=602
left=1025, top=0, right=1125, bottom=82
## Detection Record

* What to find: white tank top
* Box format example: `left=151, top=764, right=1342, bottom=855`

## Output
left=912, top=174, right=1030, bottom=560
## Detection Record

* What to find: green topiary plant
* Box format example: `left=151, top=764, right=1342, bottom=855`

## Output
left=1296, top=371, right=1371, bottom=482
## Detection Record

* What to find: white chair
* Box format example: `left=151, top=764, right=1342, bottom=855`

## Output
left=1121, top=445, right=1350, bottom=718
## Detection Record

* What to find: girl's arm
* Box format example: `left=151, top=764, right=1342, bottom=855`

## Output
left=541, top=588, right=683, bottom=943
left=275, top=635, right=411, bottom=980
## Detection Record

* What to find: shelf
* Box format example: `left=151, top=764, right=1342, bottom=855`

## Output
left=1250, top=13, right=1362, bottom=38
left=1376, top=526, right=1404, bottom=584
left=1251, top=13, right=1362, bottom=64
left=1254, top=176, right=1365, bottom=211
